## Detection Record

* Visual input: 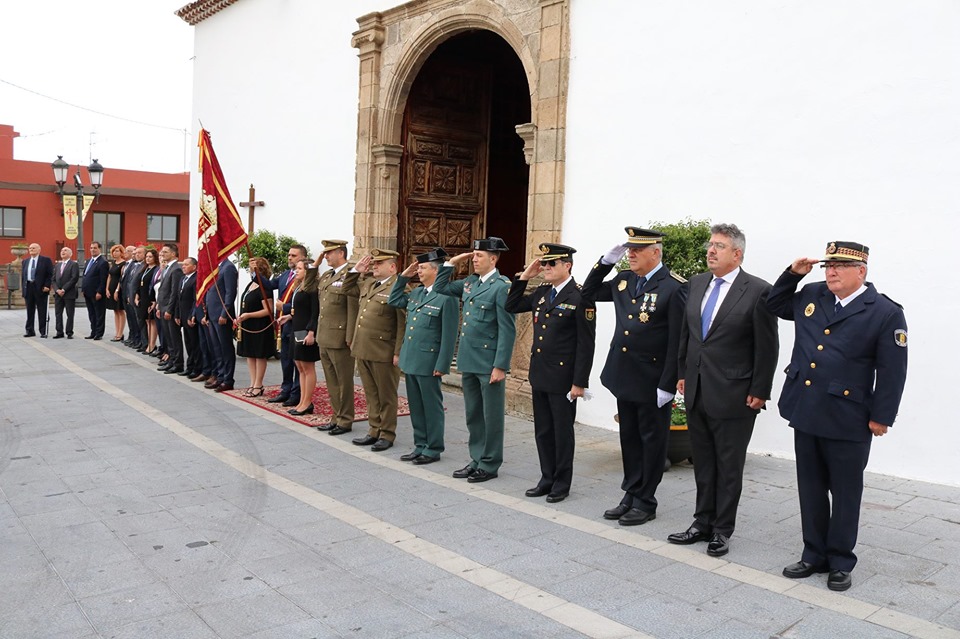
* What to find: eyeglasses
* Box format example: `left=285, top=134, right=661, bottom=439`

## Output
left=820, top=262, right=861, bottom=270
left=539, top=260, right=557, bottom=267
left=703, top=242, right=729, bottom=251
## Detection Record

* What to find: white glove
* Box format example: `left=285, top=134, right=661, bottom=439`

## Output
left=656, top=388, right=674, bottom=408
left=566, top=389, right=594, bottom=403
left=601, top=244, right=627, bottom=266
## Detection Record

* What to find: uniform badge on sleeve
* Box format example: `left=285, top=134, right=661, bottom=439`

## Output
left=894, top=329, right=907, bottom=347
left=617, top=280, right=627, bottom=292
left=804, top=303, right=815, bottom=317
left=585, top=309, right=595, bottom=322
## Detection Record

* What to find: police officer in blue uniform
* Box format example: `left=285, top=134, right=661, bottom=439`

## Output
left=506, top=243, right=596, bottom=503
left=767, top=241, right=908, bottom=592
left=581, top=227, right=688, bottom=526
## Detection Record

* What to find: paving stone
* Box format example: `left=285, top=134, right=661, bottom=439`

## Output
left=853, top=572, right=960, bottom=621
left=0, top=601, right=94, bottom=639
left=78, top=581, right=189, bottom=632
left=103, top=610, right=221, bottom=639
left=697, top=583, right=814, bottom=631
left=194, top=590, right=312, bottom=637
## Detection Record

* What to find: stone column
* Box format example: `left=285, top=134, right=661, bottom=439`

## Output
left=351, top=13, right=386, bottom=254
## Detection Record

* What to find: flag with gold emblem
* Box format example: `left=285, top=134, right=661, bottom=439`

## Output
left=195, top=128, right=247, bottom=304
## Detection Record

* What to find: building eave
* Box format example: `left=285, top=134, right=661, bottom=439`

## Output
left=175, top=0, right=242, bottom=26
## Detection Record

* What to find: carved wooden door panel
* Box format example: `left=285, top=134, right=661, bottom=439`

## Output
left=399, top=60, right=491, bottom=277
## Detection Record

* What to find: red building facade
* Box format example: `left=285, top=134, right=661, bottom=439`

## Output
left=0, top=124, right=189, bottom=259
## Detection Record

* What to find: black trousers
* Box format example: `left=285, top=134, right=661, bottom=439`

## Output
left=163, top=314, right=183, bottom=369
left=794, top=429, right=871, bottom=572
left=182, top=322, right=201, bottom=374
left=531, top=389, right=577, bottom=496
left=84, top=294, right=106, bottom=338
left=54, top=295, right=76, bottom=336
left=24, top=287, right=48, bottom=335
left=215, top=321, right=236, bottom=385
left=616, top=398, right=671, bottom=514
left=124, top=298, right=140, bottom=343
left=277, top=324, right=300, bottom=400
left=686, top=393, right=757, bottom=537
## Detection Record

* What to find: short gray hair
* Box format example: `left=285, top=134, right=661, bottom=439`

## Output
left=710, top=223, right=746, bottom=254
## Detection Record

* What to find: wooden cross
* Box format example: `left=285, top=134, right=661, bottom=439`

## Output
left=239, top=184, right=265, bottom=234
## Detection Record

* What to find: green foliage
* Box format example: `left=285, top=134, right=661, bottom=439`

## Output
left=236, top=230, right=309, bottom=274
left=671, top=395, right=687, bottom=426
left=615, top=217, right=712, bottom=280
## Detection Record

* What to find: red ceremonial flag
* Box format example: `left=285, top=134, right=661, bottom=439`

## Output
left=196, top=129, right=247, bottom=304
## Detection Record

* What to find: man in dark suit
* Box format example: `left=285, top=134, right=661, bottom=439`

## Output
left=388, top=247, right=459, bottom=464
left=266, top=244, right=306, bottom=406
left=156, top=243, right=185, bottom=374
left=120, top=245, right=143, bottom=348
left=22, top=243, right=54, bottom=338
left=767, top=241, right=907, bottom=592
left=434, top=237, right=517, bottom=483
left=176, top=257, right=202, bottom=378
left=204, top=257, right=238, bottom=392
left=668, top=223, right=779, bottom=557
left=52, top=246, right=79, bottom=339
left=506, top=243, right=596, bottom=503
left=581, top=227, right=688, bottom=526
left=81, top=241, right=109, bottom=340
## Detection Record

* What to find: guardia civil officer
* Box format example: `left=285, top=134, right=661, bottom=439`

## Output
left=505, top=243, right=596, bottom=503
left=434, top=237, right=516, bottom=483
left=581, top=227, right=688, bottom=526
left=388, top=248, right=459, bottom=464
left=767, top=241, right=907, bottom=592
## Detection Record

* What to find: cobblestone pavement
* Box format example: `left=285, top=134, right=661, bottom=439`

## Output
left=2, top=309, right=959, bottom=638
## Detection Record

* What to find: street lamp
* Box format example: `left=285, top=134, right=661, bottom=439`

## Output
left=51, top=156, right=105, bottom=270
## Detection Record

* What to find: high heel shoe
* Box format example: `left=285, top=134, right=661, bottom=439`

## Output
left=249, top=386, right=264, bottom=397
left=288, top=404, right=314, bottom=416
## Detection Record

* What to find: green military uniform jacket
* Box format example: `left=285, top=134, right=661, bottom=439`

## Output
left=317, top=264, right=358, bottom=349
left=388, top=277, right=459, bottom=376
left=344, top=272, right=406, bottom=363
left=434, top=265, right=516, bottom=375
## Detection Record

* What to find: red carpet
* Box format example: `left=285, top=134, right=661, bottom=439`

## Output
left=225, top=383, right=410, bottom=428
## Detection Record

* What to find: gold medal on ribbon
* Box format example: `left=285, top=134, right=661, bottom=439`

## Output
left=639, top=312, right=649, bottom=323
left=804, top=303, right=815, bottom=317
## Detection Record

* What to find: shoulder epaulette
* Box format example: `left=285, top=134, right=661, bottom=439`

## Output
left=670, top=271, right=687, bottom=283
left=881, top=293, right=903, bottom=309
left=499, top=275, right=511, bottom=284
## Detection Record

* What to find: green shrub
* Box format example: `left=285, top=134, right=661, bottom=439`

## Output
left=236, top=230, right=309, bottom=274
left=615, top=217, right=711, bottom=280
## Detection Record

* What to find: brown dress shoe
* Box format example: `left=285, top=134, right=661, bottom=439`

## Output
left=214, top=383, right=234, bottom=393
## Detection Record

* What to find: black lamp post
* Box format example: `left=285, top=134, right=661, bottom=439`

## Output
left=52, top=156, right=105, bottom=270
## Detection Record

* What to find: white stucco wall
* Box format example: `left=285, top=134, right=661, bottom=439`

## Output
left=188, top=0, right=383, bottom=258
left=565, top=0, right=959, bottom=484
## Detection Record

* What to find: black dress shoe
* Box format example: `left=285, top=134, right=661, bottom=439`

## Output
left=603, top=504, right=630, bottom=520
left=546, top=492, right=568, bottom=503
left=164, top=368, right=184, bottom=375
left=467, top=469, right=497, bottom=483
left=288, top=404, right=314, bottom=416
left=352, top=435, right=378, bottom=446
left=266, top=394, right=289, bottom=404
left=282, top=398, right=299, bottom=407
left=67, top=335, right=74, bottom=339
left=706, top=533, right=729, bottom=557
left=23, top=332, right=36, bottom=338
left=452, top=464, right=477, bottom=479
left=413, top=455, right=439, bottom=465
left=40, top=333, right=47, bottom=338
left=371, top=439, right=393, bottom=452
left=93, top=336, right=102, bottom=341
left=177, top=371, right=191, bottom=376
left=828, top=570, right=852, bottom=591
left=84, top=335, right=95, bottom=340
left=525, top=486, right=551, bottom=498
left=618, top=508, right=656, bottom=526
left=316, top=424, right=336, bottom=432
left=667, top=525, right=711, bottom=545
left=328, top=426, right=352, bottom=436
left=110, top=337, right=123, bottom=342
left=400, top=451, right=423, bottom=462
left=782, top=561, right=829, bottom=579
left=52, top=334, right=65, bottom=339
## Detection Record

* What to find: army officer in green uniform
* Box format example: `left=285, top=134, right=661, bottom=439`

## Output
left=434, top=237, right=516, bottom=483
left=388, top=248, right=459, bottom=464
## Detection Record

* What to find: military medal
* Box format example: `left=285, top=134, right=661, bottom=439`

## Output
left=804, top=303, right=815, bottom=317
left=640, top=293, right=648, bottom=312
left=538, top=297, right=546, bottom=305
left=649, top=293, right=658, bottom=313
left=618, top=280, right=627, bottom=292
left=639, top=312, right=649, bottom=323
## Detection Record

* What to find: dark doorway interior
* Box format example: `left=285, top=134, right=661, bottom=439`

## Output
left=398, top=30, right=531, bottom=278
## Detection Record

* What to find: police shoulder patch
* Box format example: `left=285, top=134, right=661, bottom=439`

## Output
left=894, top=329, right=907, bottom=347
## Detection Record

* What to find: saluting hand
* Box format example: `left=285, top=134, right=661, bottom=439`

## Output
left=789, top=257, right=819, bottom=276
left=400, top=261, right=418, bottom=278
left=519, top=260, right=541, bottom=281
left=449, top=251, right=474, bottom=266
left=355, top=254, right=373, bottom=274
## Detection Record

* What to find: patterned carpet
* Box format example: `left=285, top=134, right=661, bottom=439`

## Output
left=225, top=383, right=410, bottom=428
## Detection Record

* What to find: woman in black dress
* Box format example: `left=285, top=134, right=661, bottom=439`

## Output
left=105, top=244, right=126, bottom=341
left=278, top=260, right=319, bottom=415
left=135, top=248, right=160, bottom=354
left=235, top=257, right=275, bottom=397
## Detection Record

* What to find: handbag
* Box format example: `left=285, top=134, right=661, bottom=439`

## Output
left=294, top=330, right=308, bottom=344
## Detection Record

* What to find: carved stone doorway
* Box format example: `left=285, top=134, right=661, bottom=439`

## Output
left=398, top=30, right=531, bottom=277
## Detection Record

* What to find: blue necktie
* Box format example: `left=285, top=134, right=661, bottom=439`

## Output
left=85, top=257, right=93, bottom=275
left=28, top=258, right=36, bottom=281
left=835, top=301, right=842, bottom=315
left=634, top=276, right=646, bottom=297
left=549, top=288, right=557, bottom=304
left=701, top=277, right=723, bottom=339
